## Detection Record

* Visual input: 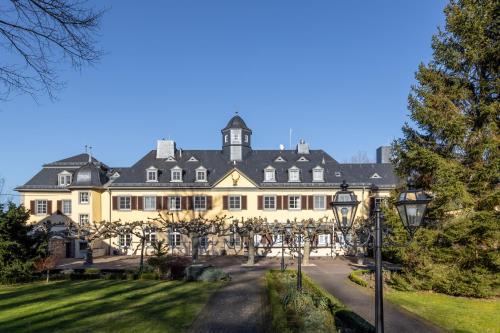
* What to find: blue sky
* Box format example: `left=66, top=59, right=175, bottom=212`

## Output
left=0, top=0, right=447, bottom=199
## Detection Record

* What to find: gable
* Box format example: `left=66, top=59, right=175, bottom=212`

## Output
left=213, top=169, right=257, bottom=188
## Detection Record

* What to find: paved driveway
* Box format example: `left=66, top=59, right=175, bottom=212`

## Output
left=303, top=257, right=444, bottom=333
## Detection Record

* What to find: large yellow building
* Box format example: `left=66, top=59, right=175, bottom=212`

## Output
left=16, top=115, right=397, bottom=258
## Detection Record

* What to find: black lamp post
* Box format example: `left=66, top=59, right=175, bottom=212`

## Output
left=331, top=180, right=431, bottom=333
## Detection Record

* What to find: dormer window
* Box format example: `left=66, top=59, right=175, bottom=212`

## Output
left=58, top=171, right=72, bottom=186
left=264, top=166, right=276, bottom=182
left=288, top=166, right=300, bottom=182
left=196, top=166, right=207, bottom=182
left=244, top=135, right=249, bottom=143
left=312, top=166, right=324, bottom=182
left=170, top=166, right=182, bottom=182
left=146, top=167, right=158, bottom=182
left=224, top=135, right=229, bottom=143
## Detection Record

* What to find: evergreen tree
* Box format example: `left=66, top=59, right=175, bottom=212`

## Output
left=0, top=203, right=37, bottom=283
left=390, top=0, right=499, bottom=297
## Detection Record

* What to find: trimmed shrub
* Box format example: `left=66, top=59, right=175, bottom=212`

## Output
left=84, top=268, right=101, bottom=274
left=139, top=272, right=159, bottom=280
left=197, top=267, right=230, bottom=282
left=348, top=269, right=370, bottom=287
left=147, top=255, right=192, bottom=280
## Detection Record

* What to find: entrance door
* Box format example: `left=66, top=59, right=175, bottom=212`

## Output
left=65, top=242, right=72, bottom=258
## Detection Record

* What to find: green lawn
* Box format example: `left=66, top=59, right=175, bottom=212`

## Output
left=385, top=290, right=500, bottom=333
left=0, top=279, right=221, bottom=333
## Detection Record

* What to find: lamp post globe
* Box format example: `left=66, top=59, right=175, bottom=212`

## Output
left=330, top=180, right=360, bottom=234
left=395, top=185, right=431, bottom=236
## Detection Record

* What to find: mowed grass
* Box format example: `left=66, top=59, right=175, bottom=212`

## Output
left=0, top=279, right=222, bottom=333
left=386, top=290, right=500, bottom=333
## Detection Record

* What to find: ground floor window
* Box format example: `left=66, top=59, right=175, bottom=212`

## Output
left=79, top=214, right=89, bottom=226
left=318, top=234, right=331, bottom=246
left=119, top=232, right=132, bottom=247
left=169, top=232, right=181, bottom=247
left=199, top=236, right=208, bottom=248
left=145, top=227, right=157, bottom=244
left=229, top=234, right=241, bottom=247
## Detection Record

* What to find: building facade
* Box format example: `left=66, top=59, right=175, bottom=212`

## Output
left=16, top=115, right=398, bottom=258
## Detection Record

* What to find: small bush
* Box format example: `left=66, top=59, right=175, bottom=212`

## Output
left=197, top=267, right=230, bottom=282
left=139, top=272, right=159, bottom=280
left=147, top=255, right=192, bottom=280
left=349, top=269, right=370, bottom=287
left=103, top=272, right=126, bottom=280
left=84, top=268, right=101, bottom=274
left=126, top=272, right=138, bottom=280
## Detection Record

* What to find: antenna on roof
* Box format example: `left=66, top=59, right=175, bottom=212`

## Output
left=88, top=146, right=93, bottom=163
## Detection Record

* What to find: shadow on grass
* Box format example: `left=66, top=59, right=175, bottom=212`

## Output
left=0, top=280, right=205, bottom=333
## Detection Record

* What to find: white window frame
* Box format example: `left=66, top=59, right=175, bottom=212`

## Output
left=143, top=196, right=157, bottom=211
left=313, top=195, right=326, bottom=210
left=224, top=134, right=229, bottom=143
left=146, top=167, right=158, bottom=182
left=229, top=233, right=241, bottom=246
left=244, top=134, right=249, bottom=143
left=79, top=214, right=89, bottom=226
left=199, top=236, right=208, bottom=248
left=263, top=195, right=276, bottom=210
left=194, top=196, right=207, bottom=211
left=288, top=195, right=301, bottom=210
left=145, top=227, right=157, bottom=245
left=263, top=166, right=276, bottom=182
left=62, top=200, right=72, bottom=215
left=318, top=234, right=331, bottom=246
left=253, top=234, right=262, bottom=245
left=119, top=231, right=132, bottom=248
left=119, top=196, right=131, bottom=211
left=169, top=196, right=181, bottom=211
left=288, top=167, right=300, bottom=182
left=169, top=231, right=181, bottom=247
left=79, top=192, right=89, bottom=204
left=195, top=167, right=207, bottom=182
left=36, top=200, right=48, bottom=215
left=228, top=195, right=241, bottom=211
left=170, top=167, right=182, bottom=182
left=312, top=167, right=324, bottom=182
left=58, top=171, right=72, bottom=187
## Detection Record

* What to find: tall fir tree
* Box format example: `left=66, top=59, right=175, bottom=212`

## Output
left=391, top=0, right=499, bottom=297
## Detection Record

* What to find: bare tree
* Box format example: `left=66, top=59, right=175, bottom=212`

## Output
left=349, top=151, right=372, bottom=163
left=0, top=0, right=104, bottom=100
left=153, top=212, right=229, bottom=262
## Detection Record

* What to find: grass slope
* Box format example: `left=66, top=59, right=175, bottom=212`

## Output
left=0, top=280, right=221, bottom=333
left=386, top=290, right=500, bottom=333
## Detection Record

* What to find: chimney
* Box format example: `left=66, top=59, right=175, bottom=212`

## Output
left=296, top=139, right=310, bottom=154
left=157, top=140, right=176, bottom=159
left=376, top=146, right=392, bottom=163
left=279, top=144, right=285, bottom=151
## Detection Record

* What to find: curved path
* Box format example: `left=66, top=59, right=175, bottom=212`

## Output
left=303, top=257, right=444, bottom=333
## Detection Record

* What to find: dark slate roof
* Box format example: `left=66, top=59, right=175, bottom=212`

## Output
left=16, top=156, right=110, bottom=191
left=16, top=146, right=398, bottom=190
left=43, top=153, right=109, bottom=169
left=222, top=115, right=251, bottom=131
left=109, top=149, right=397, bottom=188
left=69, top=163, right=109, bottom=188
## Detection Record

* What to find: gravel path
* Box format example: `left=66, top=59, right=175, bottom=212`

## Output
left=188, top=264, right=268, bottom=333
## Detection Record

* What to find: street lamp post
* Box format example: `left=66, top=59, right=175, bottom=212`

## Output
left=331, top=180, right=431, bottom=333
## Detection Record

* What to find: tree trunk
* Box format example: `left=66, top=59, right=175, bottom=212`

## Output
left=303, top=238, right=311, bottom=265
left=139, top=239, right=145, bottom=273
left=247, top=229, right=255, bottom=265
left=46, top=269, right=50, bottom=283
left=85, top=248, right=93, bottom=265
left=191, top=233, right=199, bottom=262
